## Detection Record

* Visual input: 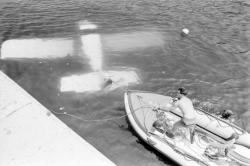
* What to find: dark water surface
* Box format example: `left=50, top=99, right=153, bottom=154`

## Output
left=0, top=0, right=250, bottom=165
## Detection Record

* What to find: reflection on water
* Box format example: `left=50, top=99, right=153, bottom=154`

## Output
left=60, top=69, right=141, bottom=93
left=1, top=38, right=73, bottom=59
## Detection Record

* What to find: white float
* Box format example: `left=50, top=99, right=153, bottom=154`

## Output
left=0, top=38, right=73, bottom=59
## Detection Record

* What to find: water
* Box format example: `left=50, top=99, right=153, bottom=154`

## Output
left=0, top=0, right=250, bottom=165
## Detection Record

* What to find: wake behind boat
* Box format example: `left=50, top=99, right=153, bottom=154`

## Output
left=124, top=90, right=250, bottom=166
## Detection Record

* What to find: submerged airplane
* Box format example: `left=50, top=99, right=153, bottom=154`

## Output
left=0, top=20, right=161, bottom=93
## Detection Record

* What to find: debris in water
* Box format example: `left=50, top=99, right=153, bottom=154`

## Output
left=181, top=28, right=189, bottom=37
left=59, top=107, right=65, bottom=111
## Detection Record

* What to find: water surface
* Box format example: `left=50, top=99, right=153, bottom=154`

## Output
left=0, top=0, right=250, bottom=165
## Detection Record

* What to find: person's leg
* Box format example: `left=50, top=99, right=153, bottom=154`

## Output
left=182, top=118, right=196, bottom=143
left=172, top=120, right=185, bottom=134
left=189, top=125, right=195, bottom=144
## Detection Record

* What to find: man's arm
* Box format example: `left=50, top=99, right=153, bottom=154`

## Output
left=161, top=98, right=179, bottom=112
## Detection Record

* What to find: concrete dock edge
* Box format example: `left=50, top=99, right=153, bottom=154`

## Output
left=0, top=71, right=116, bottom=166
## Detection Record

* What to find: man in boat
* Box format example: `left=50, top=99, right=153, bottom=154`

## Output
left=151, top=110, right=174, bottom=136
left=151, top=111, right=167, bottom=133
left=167, top=87, right=197, bottom=143
left=217, top=109, right=235, bottom=123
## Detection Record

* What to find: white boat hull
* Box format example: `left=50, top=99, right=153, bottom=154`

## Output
left=124, top=90, right=250, bottom=166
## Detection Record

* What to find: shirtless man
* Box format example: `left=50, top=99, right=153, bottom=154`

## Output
left=169, top=87, right=197, bottom=143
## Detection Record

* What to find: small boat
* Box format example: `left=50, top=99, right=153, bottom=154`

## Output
left=124, top=90, right=250, bottom=166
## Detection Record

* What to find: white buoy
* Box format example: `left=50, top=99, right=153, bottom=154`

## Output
left=181, top=28, right=189, bottom=37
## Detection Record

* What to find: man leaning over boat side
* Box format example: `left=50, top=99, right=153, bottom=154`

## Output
left=166, top=87, right=197, bottom=143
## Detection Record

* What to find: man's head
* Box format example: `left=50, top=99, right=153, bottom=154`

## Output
left=178, top=87, right=188, bottom=97
left=221, top=109, right=234, bottom=120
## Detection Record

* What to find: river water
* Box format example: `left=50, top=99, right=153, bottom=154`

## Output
left=0, top=0, right=250, bottom=165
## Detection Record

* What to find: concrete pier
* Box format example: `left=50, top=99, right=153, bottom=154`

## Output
left=0, top=71, right=116, bottom=166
